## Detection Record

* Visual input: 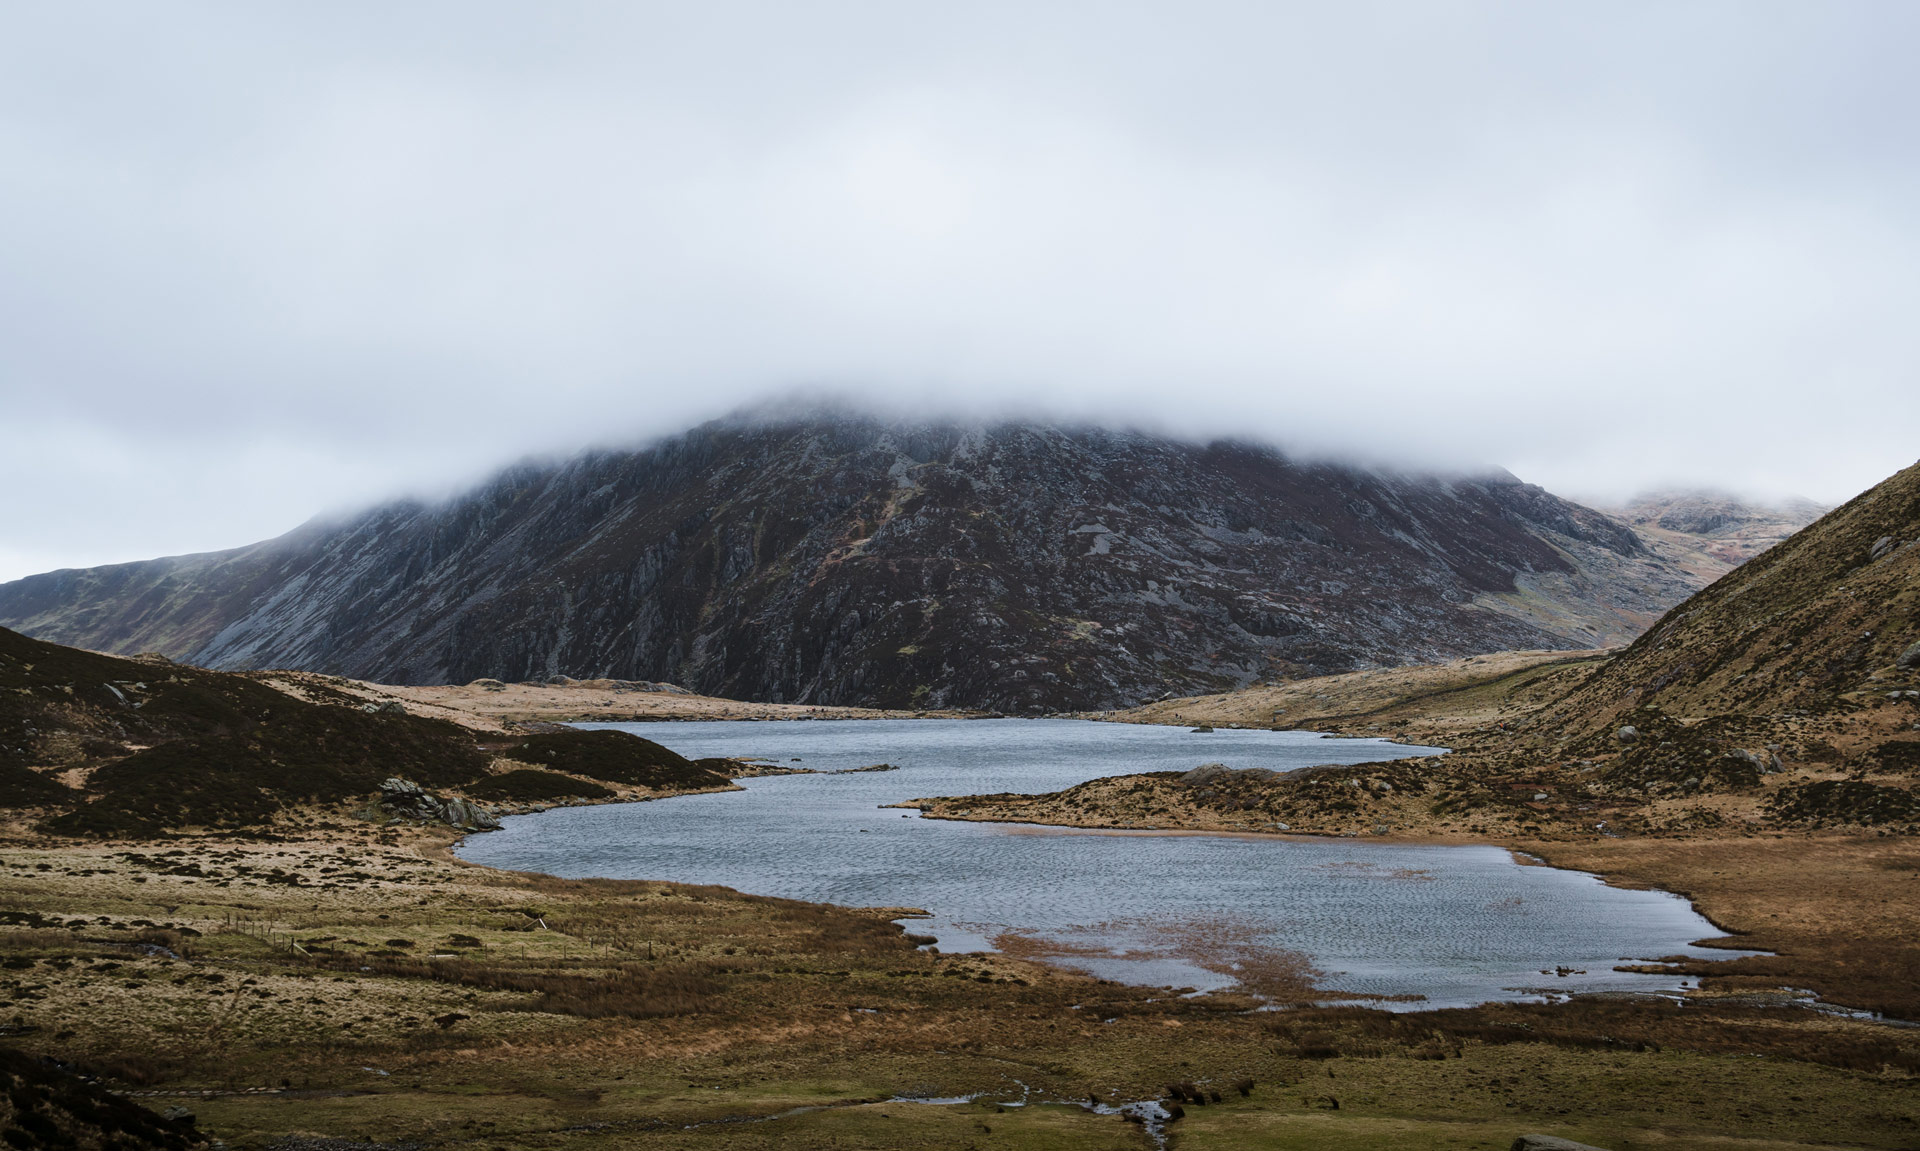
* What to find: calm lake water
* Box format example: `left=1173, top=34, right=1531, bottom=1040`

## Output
left=455, top=719, right=1743, bottom=1008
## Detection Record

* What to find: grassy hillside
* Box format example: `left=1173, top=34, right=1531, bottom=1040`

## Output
left=1542, top=459, right=1920, bottom=736
left=1104, top=648, right=1610, bottom=740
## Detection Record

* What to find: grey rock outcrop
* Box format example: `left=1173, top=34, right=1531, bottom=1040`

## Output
left=377, top=777, right=500, bottom=831
left=610, top=680, right=694, bottom=695
left=1898, top=640, right=1920, bottom=670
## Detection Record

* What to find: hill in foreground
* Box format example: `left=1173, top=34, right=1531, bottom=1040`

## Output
left=1540, top=462, right=1920, bottom=738
left=0, top=626, right=731, bottom=838
left=2, top=410, right=1715, bottom=713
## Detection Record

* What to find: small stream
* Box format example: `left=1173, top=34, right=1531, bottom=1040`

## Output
left=456, top=719, right=1749, bottom=1007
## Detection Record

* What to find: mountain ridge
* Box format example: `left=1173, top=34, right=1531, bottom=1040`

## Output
left=0, top=412, right=1760, bottom=712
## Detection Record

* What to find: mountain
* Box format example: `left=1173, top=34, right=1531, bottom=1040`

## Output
left=2, top=412, right=1702, bottom=712
left=1599, top=489, right=1827, bottom=587
left=1518, top=458, right=1920, bottom=831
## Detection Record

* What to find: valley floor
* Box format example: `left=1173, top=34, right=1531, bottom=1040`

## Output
left=4, top=826, right=1920, bottom=1151
left=255, top=672, right=977, bottom=732
left=9, top=652, right=1920, bottom=1150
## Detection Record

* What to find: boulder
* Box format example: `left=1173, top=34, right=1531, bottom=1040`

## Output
left=608, top=678, right=694, bottom=694
left=1897, top=640, right=1920, bottom=670
left=439, top=797, right=501, bottom=831
left=1728, top=748, right=1780, bottom=774
left=1871, top=535, right=1896, bottom=560
left=1616, top=725, right=1639, bottom=745
left=1181, top=763, right=1232, bottom=787
left=1512, top=1137, right=1611, bottom=1151
left=1180, top=763, right=1279, bottom=788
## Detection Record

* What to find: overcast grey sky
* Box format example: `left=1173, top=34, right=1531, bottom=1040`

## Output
left=3, top=1, right=1916, bottom=582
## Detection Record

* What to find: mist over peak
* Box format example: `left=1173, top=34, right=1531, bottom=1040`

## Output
left=3, top=3, right=1915, bottom=580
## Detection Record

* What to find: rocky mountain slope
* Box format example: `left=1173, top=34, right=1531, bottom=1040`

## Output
left=4, top=412, right=1714, bottom=712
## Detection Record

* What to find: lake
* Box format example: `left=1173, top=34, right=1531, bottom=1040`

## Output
left=454, top=718, right=1744, bottom=1008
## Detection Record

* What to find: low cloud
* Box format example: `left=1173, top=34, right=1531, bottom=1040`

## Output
left=3, top=2, right=1916, bottom=579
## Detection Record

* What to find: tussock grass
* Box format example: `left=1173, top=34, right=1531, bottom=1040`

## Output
left=312, top=953, right=720, bottom=1019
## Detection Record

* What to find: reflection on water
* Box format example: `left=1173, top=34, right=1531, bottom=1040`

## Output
left=454, top=719, right=1745, bottom=1008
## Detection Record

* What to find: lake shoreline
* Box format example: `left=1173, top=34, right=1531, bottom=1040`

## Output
left=10, top=823, right=1913, bottom=1151
left=457, top=718, right=1738, bottom=1010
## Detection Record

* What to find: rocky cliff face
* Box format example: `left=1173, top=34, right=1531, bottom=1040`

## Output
left=1, top=413, right=1675, bottom=711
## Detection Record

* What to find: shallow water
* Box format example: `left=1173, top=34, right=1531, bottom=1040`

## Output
left=455, top=719, right=1746, bottom=1007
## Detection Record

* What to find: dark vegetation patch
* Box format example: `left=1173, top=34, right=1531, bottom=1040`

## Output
left=0, top=764, right=70, bottom=808
left=1159, top=759, right=1444, bottom=824
left=53, top=713, right=487, bottom=837
left=1255, top=760, right=1436, bottom=816
left=1262, top=1000, right=1920, bottom=1074
left=1766, top=779, right=1920, bottom=827
left=44, top=710, right=487, bottom=837
left=0, top=626, right=487, bottom=835
left=1870, top=739, right=1920, bottom=773
left=314, top=954, right=719, bottom=1019
left=0, top=1046, right=202, bottom=1151
left=467, top=770, right=614, bottom=803
left=506, top=730, right=729, bottom=790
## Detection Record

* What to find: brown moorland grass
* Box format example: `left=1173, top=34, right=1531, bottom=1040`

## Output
left=5, top=829, right=1920, bottom=1150
left=258, top=671, right=980, bottom=731
left=1523, top=833, right=1920, bottom=1020
left=1102, top=649, right=1606, bottom=739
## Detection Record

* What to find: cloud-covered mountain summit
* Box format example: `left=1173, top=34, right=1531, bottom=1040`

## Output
left=1, top=413, right=1685, bottom=711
